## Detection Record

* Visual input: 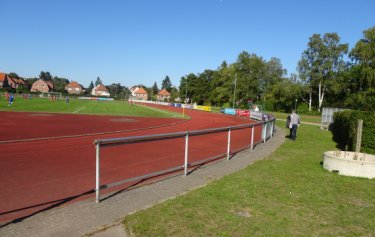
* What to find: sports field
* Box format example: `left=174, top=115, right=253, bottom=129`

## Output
left=0, top=96, right=184, bottom=118
left=0, top=99, right=264, bottom=223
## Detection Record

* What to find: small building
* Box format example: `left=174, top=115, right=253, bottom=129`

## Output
left=65, top=81, right=84, bottom=94
left=133, top=87, right=148, bottom=100
left=8, top=77, right=28, bottom=89
left=0, top=72, right=28, bottom=89
left=156, top=89, right=171, bottom=101
left=92, top=84, right=110, bottom=97
left=0, top=72, right=7, bottom=88
left=30, top=79, right=54, bottom=93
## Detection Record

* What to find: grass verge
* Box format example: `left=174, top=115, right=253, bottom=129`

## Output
left=123, top=121, right=375, bottom=236
left=270, top=111, right=321, bottom=124
left=0, top=97, right=185, bottom=118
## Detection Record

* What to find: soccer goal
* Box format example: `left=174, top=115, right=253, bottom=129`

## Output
left=40, top=92, right=63, bottom=99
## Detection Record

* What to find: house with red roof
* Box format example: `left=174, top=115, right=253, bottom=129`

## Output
left=91, top=84, right=110, bottom=97
left=156, top=89, right=171, bottom=101
left=0, top=72, right=28, bottom=89
left=131, top=86, right=148, bottom=100
left=8, top=77, right=28, bottom=89
left=0, top=72, right=7, bottom=88
left=30, top=79, right=54, bottom=93
left=65, top=81, right=84, bottom=94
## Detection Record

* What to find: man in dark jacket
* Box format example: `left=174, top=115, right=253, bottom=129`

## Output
left=289, top=110, right=300, bottom=140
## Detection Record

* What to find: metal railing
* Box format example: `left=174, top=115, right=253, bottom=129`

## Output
left=93, top=117, right=276, bottom=202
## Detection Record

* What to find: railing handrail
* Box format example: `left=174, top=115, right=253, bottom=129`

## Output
left=94, top=117, right=276, bottom=202
left=94, top=120, right=272, bottom=146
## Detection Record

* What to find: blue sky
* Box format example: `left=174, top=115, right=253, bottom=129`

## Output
left=1, top=0, right=374, bottom=88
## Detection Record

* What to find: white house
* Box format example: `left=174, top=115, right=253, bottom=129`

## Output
left=91, top=84, right=110, bottom=97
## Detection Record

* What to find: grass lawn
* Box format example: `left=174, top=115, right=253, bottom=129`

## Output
left=123, top=121, right=375, bottom=236
left=0, top=97, right=184, bottom=118
left=270, top=111, right=321, bottom=124
left=202, top=107, right=321, bottom=124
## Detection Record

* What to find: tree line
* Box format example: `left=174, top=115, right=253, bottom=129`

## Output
left=176, top=26, right=375, bottom=112
left=3, top=26, right=373, bottom=112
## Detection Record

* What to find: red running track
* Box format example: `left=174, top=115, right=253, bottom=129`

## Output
left=0, top=105, right=262, bottom=223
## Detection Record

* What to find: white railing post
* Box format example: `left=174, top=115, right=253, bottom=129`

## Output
left=184, top=132, right=189, bottom=176
left=95, top=142, right=100, bottom=203
left=251, top=124, right=254, bottom=151
left=227, top=128, right=231, bottom=160
left=263, top=122, right=267, bottom=143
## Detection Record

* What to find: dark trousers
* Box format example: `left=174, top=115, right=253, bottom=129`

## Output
left=291, top=124, right=298, bottom=140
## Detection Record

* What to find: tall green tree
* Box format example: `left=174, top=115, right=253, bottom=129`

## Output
left=95, top=77, right=102, bottom=86
left=179, top=74, right=196, bottom=103
left=53, top=77, right=69, bottom=92
left=269, top=77, right=302, bottom=112
left=345, top=26, right=375, bottom=111
left=87, top=81, right=94, bottom=94
left=8, top=72, right=20, bottom=79
left=152, top=81, right=159, bottom=95
left=349, top=26, right=375, bottom=91
left=179, top=71, right=212, bottom=105
left=298, top=33, right=348, bottom=111
left=233, top=51, right=266, bottom=108
left=107, top=83, right=131, bottom=100
left=170, top=87, right=179, bottom=102
left=161, top=75, right=172, bottom=92
left=262, top=57, right=286, bottom=110
left=208, top=61, right=232, bottom=107
left=39, top=71, right=52, bottom=81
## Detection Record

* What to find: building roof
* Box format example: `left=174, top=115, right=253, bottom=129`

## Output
left=129, top=86, right=138, bottom=92
left=157, top=89, right=171, bottom=96
left=46, top=81, right=54, bottom=89
left=95, top=84, right=109, bottom=92
left=31, top=79, right=54, bottom=89
left=0, top=73, right=7, bottom=82
left=8, top=77, right=26, bottom=85
left=135, top=87, right=148, bottom=94
left=65, top=81, right=82, bottom=89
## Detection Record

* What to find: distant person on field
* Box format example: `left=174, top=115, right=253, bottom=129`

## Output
left=8, top=94, right=14, bottom=106
left=289, top=110, right=300, bottom=141
left=254, top=105, right=259, bottom=112
left=66, top=96, right=69, bottom=103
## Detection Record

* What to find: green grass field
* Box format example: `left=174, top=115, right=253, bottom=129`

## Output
left=0, top=96, right=184, bottom=118
left=123, top=121, right=375, bottom=236
left=269, top=111, right=321, bottom=124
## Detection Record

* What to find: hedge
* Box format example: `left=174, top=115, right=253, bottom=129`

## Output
left=332, top=110, right=375, bottom=154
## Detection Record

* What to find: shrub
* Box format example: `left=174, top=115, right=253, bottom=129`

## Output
left=297, top=103, right=309, bottom=114
left=222, top=102, right=231, bottom=108
left=332, top=110, right=375, bottom=154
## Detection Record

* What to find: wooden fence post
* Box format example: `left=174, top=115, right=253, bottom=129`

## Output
left=354, top=119, right=363, bottom=160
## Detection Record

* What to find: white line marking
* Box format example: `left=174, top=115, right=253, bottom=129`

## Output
left=73, top=107, right=86, bottom=114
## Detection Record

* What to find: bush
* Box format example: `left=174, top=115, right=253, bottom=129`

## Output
left=344, top=89, right=375, bottom=111
left=332, top=110, right=375, bottom=154
left=263, top=100, right=274, bottom=111
left=297, top=103, right=309, bottom=114
left=222, top=102, right=231, bottom=108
